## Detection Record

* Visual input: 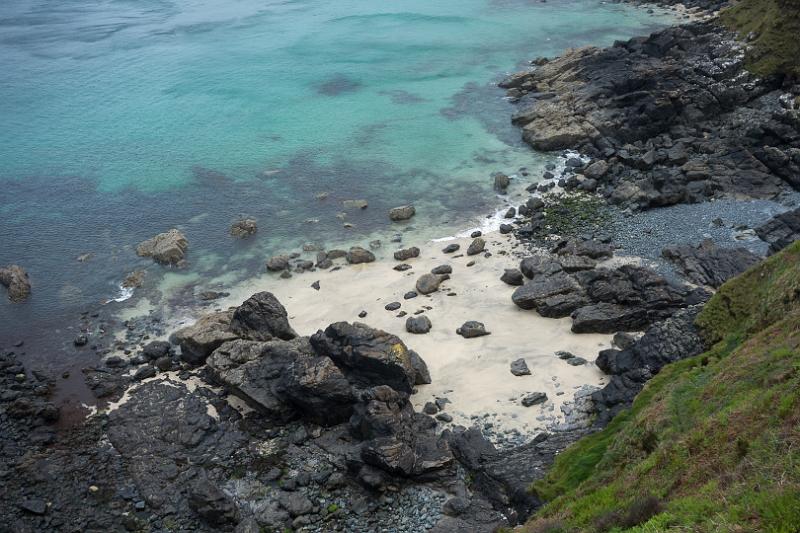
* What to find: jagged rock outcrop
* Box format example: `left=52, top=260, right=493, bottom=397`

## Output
left=511, top=246, right=706, bottom=333
left=502, top=22, right=800, bottom=210
left=591, top=306, right=706, bottom=424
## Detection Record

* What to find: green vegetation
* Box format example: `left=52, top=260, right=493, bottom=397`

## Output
left=524, top=241, right=800, bottom=532
left=721, top=0, right=800, bottom=76
left=540, top=192, right=611, bottom=238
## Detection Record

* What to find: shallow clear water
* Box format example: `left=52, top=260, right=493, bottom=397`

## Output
left=0, top=0, right=675, bottom=358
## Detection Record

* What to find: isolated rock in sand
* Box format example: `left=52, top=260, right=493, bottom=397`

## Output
left=510, top=358, right=531, bottom=376
left=0, top=265, right=31, bottom=302
left=136, top=229, right=188, bottom=265
left=406, top=315, right=432, bottom=334
left=416, top=273, right=449, bottom=295
left=456, top=321, right=490, bottom=338
left=388, top=205, right=416, bottom=221
left=430, top=264, right=452, bottom=275
left=230, top=218, right=257, bottom=239
left=171, top=309, right=238, bottom=365
left=394, top=247, right=420, bottom=261
left=466, top=237, right=485, bottom=256
left=521, top=392, right=547, bottom=407
left=346, top=247, right=376, bottom=264
left=442, top=243, right=460, bottom=254
left=229, top=291, right=297, bottom=342
left=500, top=268, right=524, bottom=286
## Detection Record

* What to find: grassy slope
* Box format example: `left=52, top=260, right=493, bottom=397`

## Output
left=523, top=241, right=800, bottom=533
left=721, top=0, right=800, bottom=76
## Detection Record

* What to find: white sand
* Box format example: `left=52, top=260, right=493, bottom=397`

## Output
left=215, top=230, right=611, bottom=436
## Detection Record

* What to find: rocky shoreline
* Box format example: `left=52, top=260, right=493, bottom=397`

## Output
left=3, top=2, right=800, bottom=532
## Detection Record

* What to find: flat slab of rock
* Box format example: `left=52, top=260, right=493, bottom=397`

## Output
left=0, top=265, right=31, bottom=302
left=510, top=358, right=531, bottom=376
left=662, top=239, right=760, bottom=288
left=136, top=229, right=188, bottom=265
left=456, top=321, right=490, bottom=338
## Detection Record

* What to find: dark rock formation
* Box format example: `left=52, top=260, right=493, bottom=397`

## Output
left=662, top=239, right=761, bottom=287
left=346, top=247, right=376, bottom=264
left=229, top=291, right=297, bottom=342
left=756, top=207, right=800, bottom=254
left=503, top=22, right=799, bottom=211
left=416, top=273, right=449, bottom=295
left=229, top=218, right=257, bottom=239
left=592, top=306, right=706, bottom=424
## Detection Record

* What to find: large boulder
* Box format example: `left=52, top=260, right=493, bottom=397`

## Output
left=570, top=302, right=650, bottom=334
left=188, top=474, right=239, bottom=526
left=310, top=322, right=425, bottom=393
left=0, top=265, right=31, bottom=302
left=136, top=229, right=188, bottom=265
left=172, top=309, right=238, bottom=365
left=229, top=292, right=297, bottom=342
left=662, top=239, right=761, bottom=288
left=346, top=247, right=376, bottom=264
left=281, top=355, right=356, bottom=425
left=206, top=337, right=313, bottom=419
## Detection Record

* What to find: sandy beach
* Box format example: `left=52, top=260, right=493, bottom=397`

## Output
left=161, top=229, right=614, bottom=437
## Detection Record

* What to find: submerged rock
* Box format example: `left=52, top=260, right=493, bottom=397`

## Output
left=388, top=205, right=416, bottom=221
left=136, top=229, right=188, bottom=265
left=230, top=218, right=258, bottom=239
left=0, top=265, right=31, bottom=302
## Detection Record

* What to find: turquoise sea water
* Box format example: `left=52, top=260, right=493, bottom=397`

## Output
left=0, top=0, right=674, bottom=364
